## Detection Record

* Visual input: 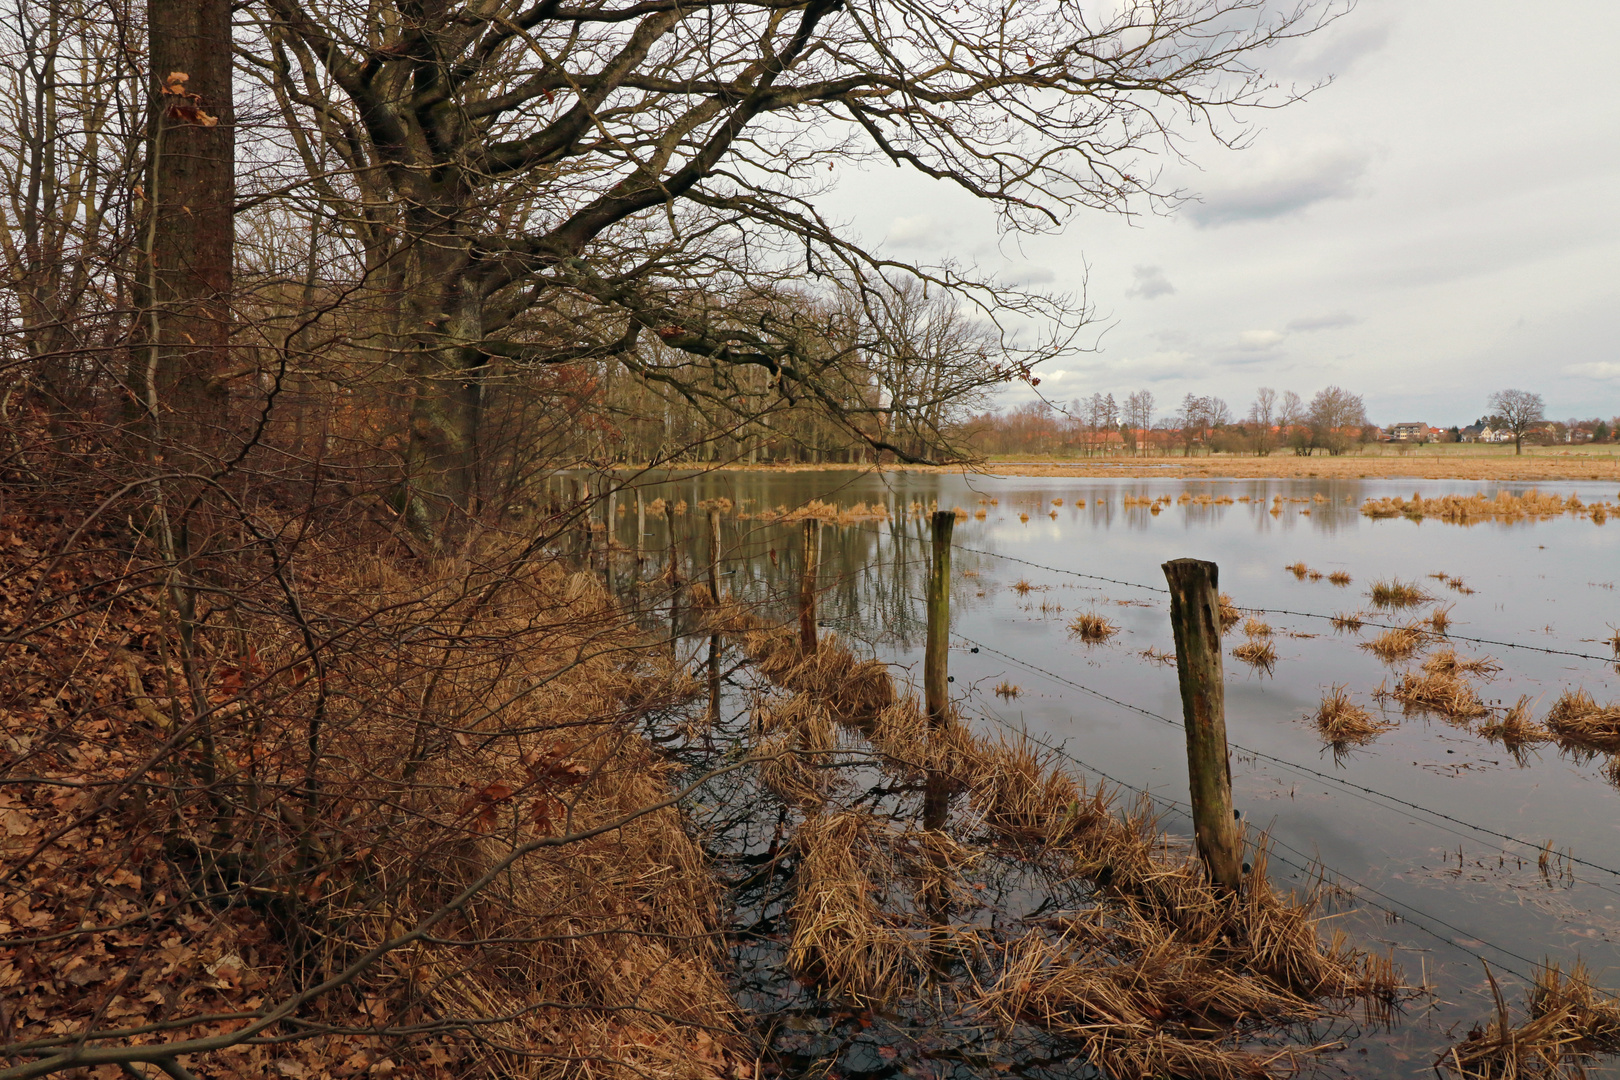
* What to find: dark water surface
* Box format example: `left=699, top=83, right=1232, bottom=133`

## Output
left=593, top=467, right=1620, bottom=1075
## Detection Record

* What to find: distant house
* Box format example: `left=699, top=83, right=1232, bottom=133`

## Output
left=1388, top=422, right=1428, bottom=442
left=1459, top=424, right=1485, bottom=443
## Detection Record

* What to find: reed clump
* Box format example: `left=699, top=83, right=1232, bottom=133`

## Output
left=995, top=681, right=1021, bottom=699
left=1363, top=488, right=1596, bottom=524
left=1480, top=697, right=1551, bottom=752
left=1068, top=610, right=1119, bottom=644
left=1218, top=592, right=1242, bottom=633
left=1332, top=611, right=1365, bottom=633
left=1243, top=616, right=1273, bottom=638
left=1314, top=686, right=1388, bottom=746
left=1423, top=648, right=1501, bottom=677
left=1285, top=561, right=1310, bottom=579
left=1370, top=577, right=1432, bottom=609
left=1545, top=689, right=1620, bottom=752
left=1361, top=622, right=1430, bottom=661
left=1328, top=570, right=1352, bottom=586
left=1439, top=960, right=1620, bottom=1078
left=1231, top=637, right=1278, bottom=670
left=1382, top=668, right=1490, bottom=720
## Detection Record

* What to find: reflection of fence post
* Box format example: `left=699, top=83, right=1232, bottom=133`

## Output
left=666, top=500, right=682, bottom=656
left=924, top=510, right=954, bottom=731
left=1161, top=557, right=1244, bottom=892
left=604, top=486, right=617, bottom=591
left=707, top=509, right=723, bottom=724
left=798, top=518, right=820, bottom=655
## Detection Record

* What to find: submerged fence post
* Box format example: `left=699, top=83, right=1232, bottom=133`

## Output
left=666, top=499, right=682, bottom=656
left=924, top=509, right=954, bottom=730
left=1161, top=557, right=1245, bottom=892
left=798, top=517, right=820, bottom=655
left=707, top=508, right=723, bottom=724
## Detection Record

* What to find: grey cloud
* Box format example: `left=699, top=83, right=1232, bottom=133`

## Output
left=1186, top=147, right=1368, bottom=228
left=1125, top=264, right=1175, bottom=299
left=1284, top=22, right=1393, bottom=80
left=1006, top=265, right=1057, bottom=286
left=1287, top=312, right=1361, bottom=332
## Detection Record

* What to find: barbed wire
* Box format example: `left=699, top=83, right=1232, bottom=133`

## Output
left=953, top=632, right=1620, bottom=885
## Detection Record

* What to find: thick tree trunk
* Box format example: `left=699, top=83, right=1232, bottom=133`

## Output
left=130, top=0, right=234, bottom=458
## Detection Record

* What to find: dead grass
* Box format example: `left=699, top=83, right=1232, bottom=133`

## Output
left=1480, top=696, right=1551, bottom=750
left=1361, top=622, right=1430, bottom=661
left=1313, top=686, right=1389, bottom=746
left=787, top=812, right=913, bottom=1002
left=1381, top=668, right=1490, bottom=720
left=1428, top=605, right=1455, bottom=634
left=1438, top=960, right=1620, bottom=1078
left=1370, top=577, right=1432, bottom=609
left=1364, top=488, right=1614, bottom=525
left=1285, top=561, right=1310, bottom=579
left=995, top=681, right=1021, bottom=699
left=1423, top=648, right=1501, bottom=677
left=1545, top=689, right=1620, bottom=752
left=1218, top=592, right=1242, bottom=633
left=1231, top=637, right=1278, bottom=671
left=1068, top=610, right=1119, bottom=644
left=1332, top=611, right=1366, bottom=633
left=1328, top=571, right=1353, bottom=586
left=1243, top=616, right=1274, bottom=638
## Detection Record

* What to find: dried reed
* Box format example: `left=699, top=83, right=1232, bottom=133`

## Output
left=1370, top=578, right=1432, bottom=609
left=1285, top=561, right=1310, bottom=579
left=1439, top=960, right=1620, bottom=1078
left=1068, top=610, right=1119, bottom=644
left=1332, top=611, right=1365, bottom=633
left=1218, top=593, right=1242, bottom=633
left=1479, top=696, right=1551, bottom=750
left=1429, top=605, right=1455, bottom=634
left=1423, top=648, right=1501, bottom=677
left=1243, top=616, right=1273, bottom=638
left=1366, top=488, right=1592, bottom=525
left=1313, top=686, right=1387, bottom=745
left=1545, top=689, right=1620, bottom=752
left=787, top=812, right=914, bottom=1002
left=1383, top=668, right=1490, bottom=720
left=994, top=681, right=1021, bottom=699
left=1361, top=622, right=1430, bottom=661
left=1231, top=638, right=1278, bottom=670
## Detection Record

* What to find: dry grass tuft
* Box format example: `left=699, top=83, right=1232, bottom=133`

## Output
left=1370, top=577, right=1432, bottom=609
left=1328, top=570, right=1352, bottom=586
left=1428, top=605, right=1455, bottom=634
left=994, top=681, right=1021, bottom=699
left=1313, top=686, right=1388, bottom=746
left=1243, top=616, right=1274, bottom=638
left=1423, top=648, right=1501, bottom=677
left=1361, top=622, right=1430, bottom=661
left=1480, top=696, right=1550, bottom=750
left=1381, top=668, right=1490, bottom=720
left=1231, top=638, right=1278, bottom=671
left=1067, top=610, right=1119, bottom=644
left=1366, top=488, right=1593, bottom=525
left=1438, top=960, right=1620, bottom=1078
left=787, top=812, right=914, bottom=1002
left=1545, top=689, right=1620, bottom=752
left=1011, top=577, right=1036, bottom=594
left=1217, top=592, right=1242, bottom=633
left=1332, top=611, right=1365, bottom=633
left=1285, top=561, right=1310, bottom=579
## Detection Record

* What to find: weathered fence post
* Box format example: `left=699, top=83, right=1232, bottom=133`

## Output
left=924, top=509, right=954, bottom=730
left=798, top=517, right=821, bottom=655
left=707, top=508, right=723, bottom=724
left=1161, top=557, right=1245, bottom=891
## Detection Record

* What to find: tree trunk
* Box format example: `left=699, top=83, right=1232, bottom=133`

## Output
left=131, top=0, right=234, bottom=459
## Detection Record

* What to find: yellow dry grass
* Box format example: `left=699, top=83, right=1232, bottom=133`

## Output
left=1544, top=689, right=1620, bottom=752
left=1480, top=696, right=1551, bottom=751
left=1313, top=685, right=1389, bottom=746
left=1231, top=637, right=1278, bottom=670
left=1370, top=577, right=1432, bottom=609
left=1424, top=648, right=1501, bottom=677
left=1068, top=610, right=1119, bottom=644
left=1381, top=668, right=1490, bottom=720
left=1328, top=570, right=1352, bottom=586
left=1363, top=488, right=1617, bottom=525
left=1439, top=960, right=1620, bottom=1078
left=1361, top=622, right=1430, bottom=661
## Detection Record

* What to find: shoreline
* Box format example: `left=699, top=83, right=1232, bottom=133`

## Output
left=621, top=454, right=1620, bottom=484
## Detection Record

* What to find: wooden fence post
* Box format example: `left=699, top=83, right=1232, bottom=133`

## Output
left=707, top=509, right=723, bottom=723
left=924, top=510, right=954, bottom=730
left=665, top=499, right=682, bottom=655
left=798, top=518, right=820, bottom=655
left=1161, top=557, right=1244, bottom=891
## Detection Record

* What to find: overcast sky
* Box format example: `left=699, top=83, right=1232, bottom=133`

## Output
left=820, top=1, right=1620, bottom=427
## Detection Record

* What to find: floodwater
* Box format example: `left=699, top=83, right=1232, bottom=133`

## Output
left=588, top=467, right=1620, bottom=1075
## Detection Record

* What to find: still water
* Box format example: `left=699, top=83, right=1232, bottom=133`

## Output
left=594, top=467, right=1620, bottom=1073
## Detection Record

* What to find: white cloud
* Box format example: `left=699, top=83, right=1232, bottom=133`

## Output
left=1566, top=362, right=1620, bottom=381
left=1236, top=329, right=1286, bottom=351
left=1125, top=264, right=1175, bottom=299
left=1039, top=369, right=1069, bottom=382
left=1186, top=143, right=1369, bottom=228
left=1287, top=312, right=1360, bottom=332
left=885, top=214, right=943, bottom=249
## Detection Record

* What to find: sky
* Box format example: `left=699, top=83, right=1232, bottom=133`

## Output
left=818, top=1, right=1620, bottom=428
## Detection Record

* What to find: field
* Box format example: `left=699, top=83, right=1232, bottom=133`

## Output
left=704, top=446, right=1620, bottom=482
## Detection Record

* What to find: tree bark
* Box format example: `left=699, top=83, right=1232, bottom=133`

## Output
left=131, top=0, right=234, bottom=458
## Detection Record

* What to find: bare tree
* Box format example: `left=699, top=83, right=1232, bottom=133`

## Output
left=1306, top=385, right=1367, bottom=456
left=1488, top=389, right=1545, bottom=455
left=1248, top=387, right=1277, bottom=455
left=238, top=0, right=1336, bottom=536
left=1124, top=389, right=1155, bottom=456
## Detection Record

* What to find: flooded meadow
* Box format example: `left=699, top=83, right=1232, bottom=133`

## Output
left=584, top=468, right=1620, bottom=1077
